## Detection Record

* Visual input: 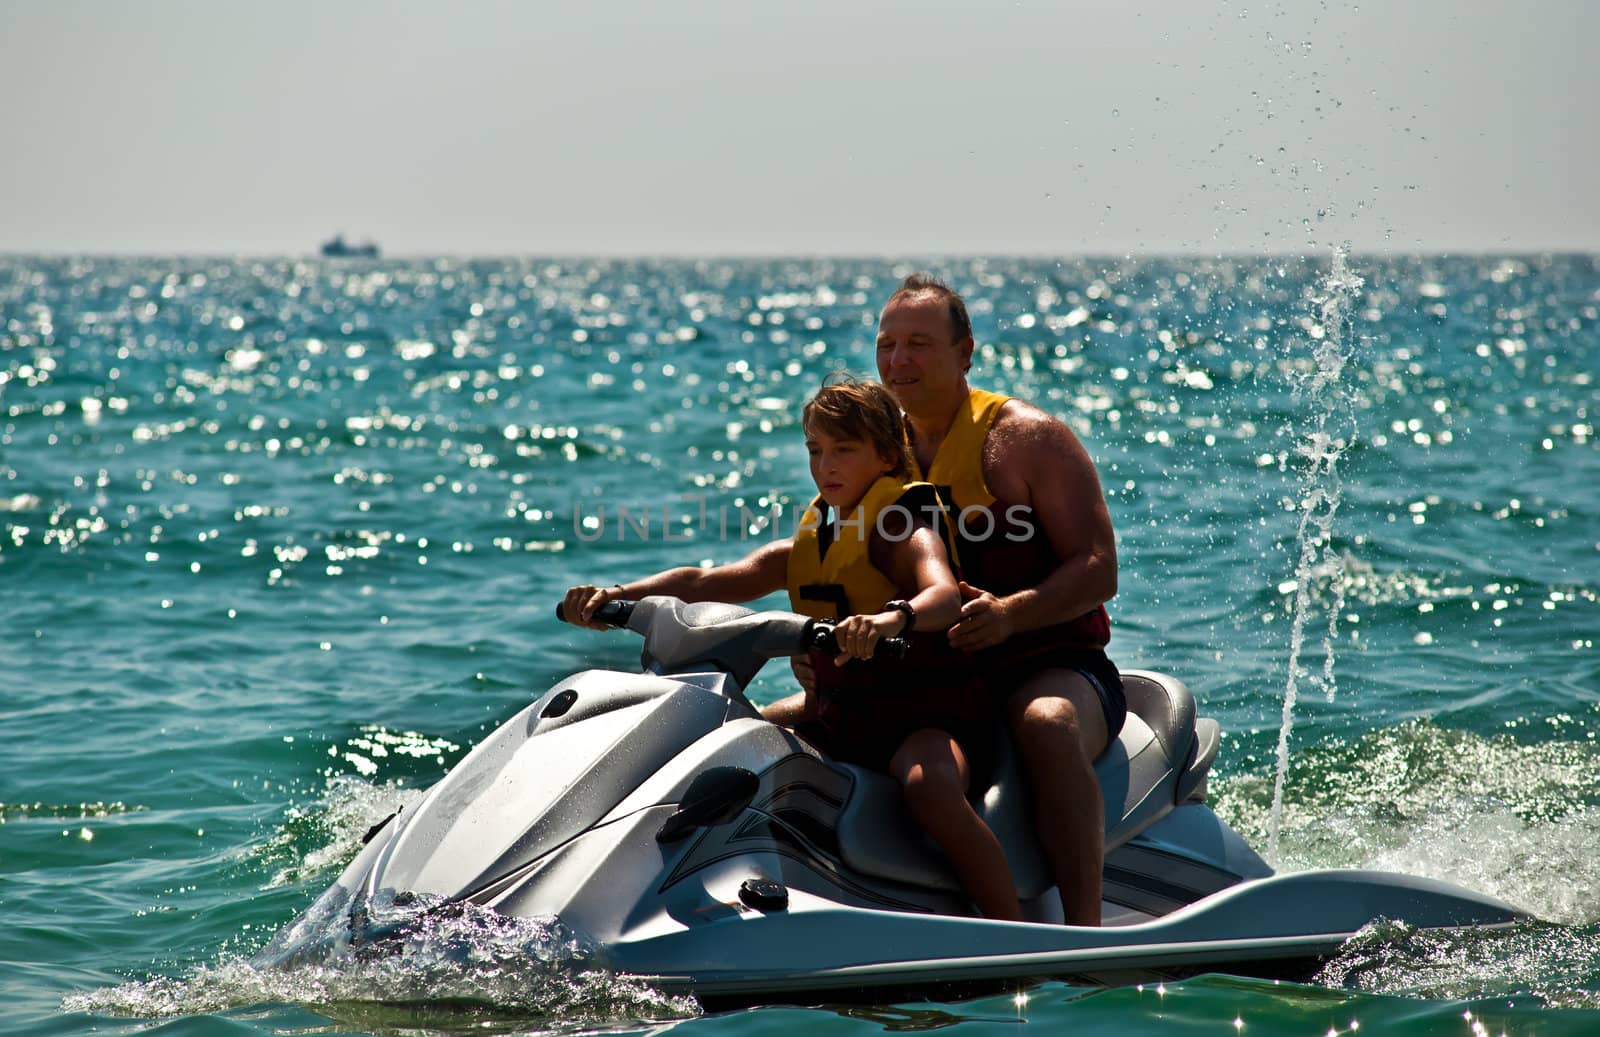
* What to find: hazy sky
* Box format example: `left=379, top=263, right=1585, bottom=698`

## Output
left=2, top=0, right=1594, bottom=255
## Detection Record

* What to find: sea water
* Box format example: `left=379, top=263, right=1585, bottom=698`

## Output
left=3, top=254, right=1598, bottom=1035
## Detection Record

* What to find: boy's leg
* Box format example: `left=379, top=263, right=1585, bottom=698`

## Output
left=890, top=728, right=1022, bottom=922
left=759, top=656, right=819, bottom=727
left=760, top=690, right=811, bottom=726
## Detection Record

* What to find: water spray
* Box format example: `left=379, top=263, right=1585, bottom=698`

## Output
left=1267, top=245, right=1365, bottom=862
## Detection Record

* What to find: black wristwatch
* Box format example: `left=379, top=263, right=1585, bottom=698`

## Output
left=884, top=599, right=916, bottom=636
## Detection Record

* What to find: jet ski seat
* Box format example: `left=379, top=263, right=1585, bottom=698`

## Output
left=832, top=669, right=1215, bottom=900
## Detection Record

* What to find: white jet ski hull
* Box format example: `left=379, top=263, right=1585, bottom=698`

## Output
left=267, top=598, right=1529, bottom=1005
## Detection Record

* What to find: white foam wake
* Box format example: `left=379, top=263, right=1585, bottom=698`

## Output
left=64, top=891, right=700, bottom=1027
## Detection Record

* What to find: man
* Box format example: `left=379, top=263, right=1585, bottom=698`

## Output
left=766, top=274, right=1123, bottom=926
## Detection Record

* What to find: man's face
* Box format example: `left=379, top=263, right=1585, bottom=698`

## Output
left=875, top=292, right=972, bottom=416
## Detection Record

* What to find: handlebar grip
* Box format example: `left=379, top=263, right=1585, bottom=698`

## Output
left=556, top=599, right=636, bottom=627
left=877, top=636, right=911, bottom=661
left=805, top=622, right=911, bottom=661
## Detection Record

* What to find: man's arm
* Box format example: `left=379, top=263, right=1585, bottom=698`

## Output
left=949, top=406, right=1117, bottom=650
left=1004, top=408, right=1118, bottom=630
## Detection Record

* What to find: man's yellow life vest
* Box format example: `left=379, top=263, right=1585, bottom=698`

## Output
left=907, top=387, right=1009, bottom=512
left=909, top=386, right=1112, bottom=648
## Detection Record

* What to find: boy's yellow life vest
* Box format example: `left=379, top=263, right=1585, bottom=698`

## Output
left=786, top=476, right=941, bottom=621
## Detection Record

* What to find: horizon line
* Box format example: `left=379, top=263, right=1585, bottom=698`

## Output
left=4, top=246, right=1597, bottom=262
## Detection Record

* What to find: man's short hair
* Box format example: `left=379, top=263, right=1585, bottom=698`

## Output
left=888, top=273, right=973, bottom=345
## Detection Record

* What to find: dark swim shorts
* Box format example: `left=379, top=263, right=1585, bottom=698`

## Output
left=982, top=643, right=1127, bottom=742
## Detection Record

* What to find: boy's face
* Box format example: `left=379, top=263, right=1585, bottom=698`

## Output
left=805, top=425, right=893, bottom=512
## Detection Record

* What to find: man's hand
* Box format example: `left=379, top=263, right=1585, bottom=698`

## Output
left=790, top=654, right=817, bottom=693
left=948, top=580, right=1016, bottom=651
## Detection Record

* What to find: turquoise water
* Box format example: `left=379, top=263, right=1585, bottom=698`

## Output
left=3, top=254, right=1598, bottom=1034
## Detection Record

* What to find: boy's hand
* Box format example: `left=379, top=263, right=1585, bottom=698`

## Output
left=560, top=584, right=620, bottom=630
left=832, top=611, right=901, bottom=664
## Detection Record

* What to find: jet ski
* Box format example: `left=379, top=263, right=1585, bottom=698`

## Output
left=264, top=596, right=1527, bottom=1006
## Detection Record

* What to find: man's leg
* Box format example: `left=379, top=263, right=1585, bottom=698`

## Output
left=1005, top=669, right=1110, bottom=926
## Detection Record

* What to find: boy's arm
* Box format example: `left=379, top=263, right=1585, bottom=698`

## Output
left=835, top=526, right=961, bottom=661
left=877, top=525, right=961, bottom=632
left=563, top=539, right=791, bottom=628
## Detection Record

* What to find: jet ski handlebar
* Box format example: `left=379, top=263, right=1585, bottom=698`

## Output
left=555, top=598, right=636, bottom=628
left=803, top=620, right=910, bottom=661
left=556, top=598, right=909, bottom=661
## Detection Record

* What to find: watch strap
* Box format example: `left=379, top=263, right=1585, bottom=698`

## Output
left=885, top=599, right=916, bottom=636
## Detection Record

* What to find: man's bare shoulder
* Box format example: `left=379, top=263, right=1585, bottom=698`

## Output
left=988, top=397, right=1082, bottom=457
left=982, top=397, right=1100, bottom=502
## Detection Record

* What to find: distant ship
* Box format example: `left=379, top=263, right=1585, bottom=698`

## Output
left=320, top=234, right=380, bottom=258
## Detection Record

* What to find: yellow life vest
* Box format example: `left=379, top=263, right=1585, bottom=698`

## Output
left=908, top=386, right=1112, bottom=649
left=907, top=387, right=1009, bottom=509
left=786, top=476, right=934, bottom=621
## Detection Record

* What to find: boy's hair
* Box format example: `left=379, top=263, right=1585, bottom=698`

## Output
left=802, top=374, right=912, bottom=477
